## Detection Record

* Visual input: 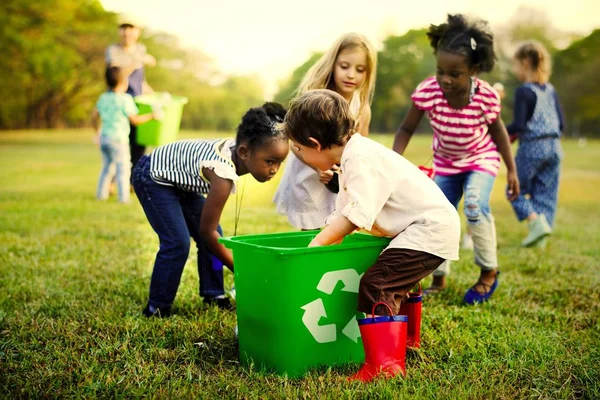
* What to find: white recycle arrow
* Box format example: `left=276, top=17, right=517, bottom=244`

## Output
left=317, top=269, right=363, bottom=294
left=342, top=316, right=361, bottom=343
left=300, top=298, right=337, bottom=343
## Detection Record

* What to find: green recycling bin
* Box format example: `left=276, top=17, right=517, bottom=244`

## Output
left=134, top=93, right=188, bottom=146
left=219, top=231, right=391, bottom=377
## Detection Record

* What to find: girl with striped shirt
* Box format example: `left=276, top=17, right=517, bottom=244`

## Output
left=393, top=14, right=520, bottom=305
left=132, top=103, right=289, bottom=317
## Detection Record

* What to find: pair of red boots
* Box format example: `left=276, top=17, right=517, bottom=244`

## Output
left=349, top=286, right=422, bottom=382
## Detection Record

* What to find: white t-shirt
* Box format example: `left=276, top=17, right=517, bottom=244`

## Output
left=326, top=134, right=460, bottom=260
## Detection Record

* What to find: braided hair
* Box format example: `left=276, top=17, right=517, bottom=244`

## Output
left=427, top=14, right=496, bottom=72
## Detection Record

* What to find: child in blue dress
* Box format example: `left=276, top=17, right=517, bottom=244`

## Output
left=507, top=41, right=565, bottom=247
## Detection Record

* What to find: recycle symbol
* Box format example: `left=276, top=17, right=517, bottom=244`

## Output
left=300, top=269, right=363, bottom=344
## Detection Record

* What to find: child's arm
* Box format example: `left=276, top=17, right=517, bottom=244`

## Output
left=393, top=104, right=425, bottom=154
left=91, top=108, right=100, bottom=146
left=126, top=94, right=158, bottom=125
left=129, top=113, right=156, bottom=126
left=309, top=216, right=357, bottom=247
left=357, top=105, right=371, bottom=137
left=199, top=168, right=235, bottom=270
left=506, top=86, right=534, bottom=143
left=489, top=119, right=520, bottom=201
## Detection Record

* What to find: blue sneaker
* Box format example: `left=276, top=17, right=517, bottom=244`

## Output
left=463, top=271, right=500, bottom=305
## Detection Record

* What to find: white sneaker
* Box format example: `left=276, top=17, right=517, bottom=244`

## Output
left=522, top=214, right=552, bottom=247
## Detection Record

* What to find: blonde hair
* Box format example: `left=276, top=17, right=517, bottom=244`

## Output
left=514, top=40, right=552, bottom=83
left=297, top=33, right=377, bottom=124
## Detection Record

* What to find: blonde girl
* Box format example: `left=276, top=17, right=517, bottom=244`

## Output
left=274, top=33, right=377, bottom=230
left=507, top=40, right=564, bottom=247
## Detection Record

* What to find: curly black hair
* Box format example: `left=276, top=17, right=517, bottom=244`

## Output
left=236, top=102, right=287, bottom=151
left=427, top=14, right=496, bottom=72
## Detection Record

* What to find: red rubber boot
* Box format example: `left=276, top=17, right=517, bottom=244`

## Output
left=349, top=302, right=408, bottom=382
left=399, top=284, right=423, bottom=348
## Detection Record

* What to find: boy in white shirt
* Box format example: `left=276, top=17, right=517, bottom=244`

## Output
left=281, top=89, right=460, bottom=380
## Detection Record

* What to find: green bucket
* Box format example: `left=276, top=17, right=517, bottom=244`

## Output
left=134, top=93, right=188, bottom=147
left=219, top=231, right=390, bottom=377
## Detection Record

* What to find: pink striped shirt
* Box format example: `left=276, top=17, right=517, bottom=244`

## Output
left=412, top=76, right=501, bottom=177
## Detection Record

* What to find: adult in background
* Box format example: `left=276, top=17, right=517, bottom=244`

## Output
left=105, top=17, right=156, bottom=176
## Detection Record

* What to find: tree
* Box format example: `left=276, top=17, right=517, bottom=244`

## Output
left=273, top=53, right=322, bottom=107
left=0, top=0, right=114, bottom=129
left=553, top=30, right=600, bottom=136
left=371, top=29, right=435, bottom=133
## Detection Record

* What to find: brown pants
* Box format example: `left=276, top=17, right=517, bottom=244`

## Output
left=357, top=248, right=444, bottom=315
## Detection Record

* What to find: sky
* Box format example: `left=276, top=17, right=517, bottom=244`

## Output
left=100, top=0, right=599, bottom=97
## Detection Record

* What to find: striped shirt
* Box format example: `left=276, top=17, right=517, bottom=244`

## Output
left=412, top=76, right=502, bottom=177
left=149, top=138, right=238, bottom=193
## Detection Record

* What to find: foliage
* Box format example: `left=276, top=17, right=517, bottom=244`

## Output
left=0, top=1, right=265, bottom=132
left=553, top=30, right=600, bottom=135
left=0, top=0, right=114, bottom=129
left=2, top=3, right=600, bottom=135
left=273, top=53, right=322, bottom=107
left=370, top=29, right=435, bottom=133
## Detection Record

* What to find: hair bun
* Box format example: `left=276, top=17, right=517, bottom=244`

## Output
left=262, top=102, right=287, bottom=122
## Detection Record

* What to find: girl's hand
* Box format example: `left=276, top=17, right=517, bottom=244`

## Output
left=506, top=170, right=520, bottom=201
left=318, top=169, right=334, bottom=184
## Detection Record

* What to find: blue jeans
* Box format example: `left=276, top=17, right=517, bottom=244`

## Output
left=97, top=137, right=130, bottom=203
left=132, top=155, right=225, bottom=308
left=433, top=171, right=498, bottom=276
left=511, top=138, right=562, bottom=227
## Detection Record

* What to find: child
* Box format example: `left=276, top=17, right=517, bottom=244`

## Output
left=131, top=103, right=289, bottom=317
left=507, top=41, right=564, bottom=247
left=106, top=18, right=157, bottom=176
left=273, top=33, right=377, bottom=230
left=282, top=89, right=460, bottom=380
left=92, top=66, right=156, bottom=203
left=392, top=14, right=520, bottom=304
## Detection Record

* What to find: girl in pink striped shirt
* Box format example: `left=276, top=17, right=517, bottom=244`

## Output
left=393, top=14, right=520, bottom=305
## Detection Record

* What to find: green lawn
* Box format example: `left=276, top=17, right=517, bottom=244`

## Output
left=1, top=129, right=599, bottom=398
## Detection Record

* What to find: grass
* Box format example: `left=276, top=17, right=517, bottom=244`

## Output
left=0, top=129, right=599, bottom=399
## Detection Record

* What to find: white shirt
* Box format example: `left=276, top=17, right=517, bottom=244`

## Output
left=326, top=134, right=460, bottom=260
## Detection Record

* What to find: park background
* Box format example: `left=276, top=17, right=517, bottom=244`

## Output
left=1, top=0, right=599, bottom=398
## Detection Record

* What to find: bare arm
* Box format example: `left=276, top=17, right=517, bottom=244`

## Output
left=393, top=104, right=424, bottom=154
left=129, top=113, right=155, bottom=126
left=489, top=118, right=520, bottom=201
left=91, top=108, right=100, bottom=145
left=357, top=105, right=371, bottom=137
left=309, top=216, right=357, bottom=247
left=199, top=168, right=234, bottom=270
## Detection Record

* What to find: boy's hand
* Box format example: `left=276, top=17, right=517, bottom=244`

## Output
left=318, top=169, right=334, bottom=184
left=506, top=170, right=520, bottom=201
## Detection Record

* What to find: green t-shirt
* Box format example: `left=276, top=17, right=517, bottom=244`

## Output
left=96, top=92, right=139, bottom=143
